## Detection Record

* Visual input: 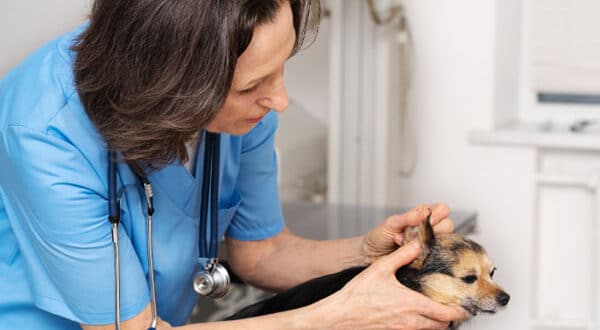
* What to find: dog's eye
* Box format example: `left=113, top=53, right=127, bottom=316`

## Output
left=490, top=267, right=497, bottom=278
left=461, top=275, right=477, bottom=284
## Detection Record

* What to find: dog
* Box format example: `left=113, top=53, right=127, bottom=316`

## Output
left=226, top=214, right=510, bottom=329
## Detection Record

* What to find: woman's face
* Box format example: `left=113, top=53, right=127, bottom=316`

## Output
left=206, top=2, right=296, bottom=135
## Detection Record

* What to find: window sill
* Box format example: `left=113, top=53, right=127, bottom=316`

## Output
left=468, top=121, right=600, bottom=151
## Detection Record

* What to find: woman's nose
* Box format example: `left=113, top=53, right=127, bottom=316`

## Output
left=258, top=82, right=288, bottom=112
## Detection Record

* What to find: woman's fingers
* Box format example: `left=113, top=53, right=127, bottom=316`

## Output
left=425, top=203, right=450, bottom=227
left=415, top=203, right=454, bottom=234
left=383, top=208, right=431, bottom=233
left=332, top=247, right=468, bottom=330
left=378, top=240, right=422, bottom=273
left=384, top=203, right=451, bottom=234
left=157, top=318, right=173, bottom=329
left=411, top=315, right=449, bottom=330
left=432, top=217, right=454, bottom=234
left=413, top=294, right=469, bottom=323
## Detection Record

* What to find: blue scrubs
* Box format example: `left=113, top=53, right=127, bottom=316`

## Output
left=0, top=26, right=285, bottom=328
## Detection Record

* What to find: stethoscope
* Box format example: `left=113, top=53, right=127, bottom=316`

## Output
left=108, top=132, right=230, bottom=330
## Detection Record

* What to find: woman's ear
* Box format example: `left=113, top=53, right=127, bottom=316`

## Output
left=402, top=211, right=435, bottom=270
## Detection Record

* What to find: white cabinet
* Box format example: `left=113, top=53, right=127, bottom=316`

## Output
left=531, top=149, right=600, bottom=330
left=471, top=127, right=600, bottom=329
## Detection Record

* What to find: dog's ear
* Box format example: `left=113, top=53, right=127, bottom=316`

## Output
left=403, top=211, right=436, bottom=270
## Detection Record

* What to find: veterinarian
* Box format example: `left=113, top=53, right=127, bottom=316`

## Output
left=0, top=1, right=467, bottom=329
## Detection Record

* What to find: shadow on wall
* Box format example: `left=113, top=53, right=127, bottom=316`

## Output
left=275, top=99, right=328, bottom=202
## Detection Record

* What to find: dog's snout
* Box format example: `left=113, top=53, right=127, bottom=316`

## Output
left=496, top=292, right=510, bottom=306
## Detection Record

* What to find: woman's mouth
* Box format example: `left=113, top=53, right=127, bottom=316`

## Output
left=247, top=114, right=266, bottom=123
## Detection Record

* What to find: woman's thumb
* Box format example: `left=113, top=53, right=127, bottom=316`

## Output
left=378, top=240, right=421, bottom=273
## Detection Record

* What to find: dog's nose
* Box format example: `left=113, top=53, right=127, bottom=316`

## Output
left=496, top=292, right=510, bottom=306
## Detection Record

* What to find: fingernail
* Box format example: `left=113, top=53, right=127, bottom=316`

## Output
left=394, top=234, right=404, bottom=245
left=417, top=208, right=429, bottom=217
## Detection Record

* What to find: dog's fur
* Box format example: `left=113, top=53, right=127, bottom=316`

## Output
left=226, top=216, right=509, bottom=329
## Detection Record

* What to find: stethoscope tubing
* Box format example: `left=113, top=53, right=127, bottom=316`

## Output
left=108, top=153, right=159, bottom=330
left=111, top=223, right=121, bottom=330
left=208, top=133, right=220, bottom=258
left=141, top=178, right=159, bottom=329
left=199, top=135, right=212, bottom=258
left=108, top=153, right=122, bottom=329
left=108, top=132, right=223, bottom=329
left=199, top=132, right=220, bottom=259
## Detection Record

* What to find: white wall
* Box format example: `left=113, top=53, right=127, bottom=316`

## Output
left=284, top=17, right=331, bottom=124
left=387, top=0, right=535, bottom=329
left=0, top=0, right=329, bottom=124
left=0, top=1, right=330, bottom=203
left=0, top=1, right=91, bottom=77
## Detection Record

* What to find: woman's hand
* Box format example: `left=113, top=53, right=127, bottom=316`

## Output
left=157, top=318, right=173, bottom=330
left=313, top=241, right=468, bottom=330
left=360, top=204, right=454, bottom=264
left=81, top=305, right=173, bottom=330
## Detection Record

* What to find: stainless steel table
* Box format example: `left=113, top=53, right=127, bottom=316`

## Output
left=283, top=200, right=478, bottom=239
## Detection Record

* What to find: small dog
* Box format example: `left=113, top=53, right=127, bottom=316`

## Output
left=226, top=215, right=510, bottom=329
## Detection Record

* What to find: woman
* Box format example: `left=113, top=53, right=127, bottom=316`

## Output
left=0, top=0, right=467, bottom=329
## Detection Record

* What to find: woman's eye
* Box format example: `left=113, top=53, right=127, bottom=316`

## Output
left=490, top=267, right=497, bottom=278
left=461, top=275, right=478, bottom=284
left=239, top=85, right=259, bottom=94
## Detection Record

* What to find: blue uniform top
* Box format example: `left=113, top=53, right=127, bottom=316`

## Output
left=0, top=25, right=285, bottom=328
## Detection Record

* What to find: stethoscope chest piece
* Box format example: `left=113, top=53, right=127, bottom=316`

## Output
left=193, top=260, right=230, bottom=298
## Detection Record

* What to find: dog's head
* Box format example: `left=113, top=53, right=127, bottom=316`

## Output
left=403, top=214, right=510, bottom=317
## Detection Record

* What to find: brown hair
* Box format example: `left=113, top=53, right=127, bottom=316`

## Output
left=73, top=0, right=319, bottom=174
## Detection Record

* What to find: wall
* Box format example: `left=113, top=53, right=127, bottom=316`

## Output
left=0, top=1, right=91, bottom=77
left=0, top=0, right=330, bottom=126
left=0, top=1, right=330, bottom=202
left=284, top=17, right=331, bottom=124
left=387, top=0, right=535, bottom=329
left=278, top=12, right=331, bottom=201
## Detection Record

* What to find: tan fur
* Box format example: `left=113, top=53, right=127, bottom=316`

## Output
left=400, top=222, right=510, bottom=328
left=418, top=234, right=509, bottom=316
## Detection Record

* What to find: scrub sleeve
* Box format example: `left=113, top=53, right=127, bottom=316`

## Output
left=227, top=111, right=285, bottom=241
left=0, top=124, right=150, bottom=324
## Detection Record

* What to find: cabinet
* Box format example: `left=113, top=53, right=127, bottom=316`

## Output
left=532, top=150, right=600, bottom=330
left=470, top=122, right=600, bottom=329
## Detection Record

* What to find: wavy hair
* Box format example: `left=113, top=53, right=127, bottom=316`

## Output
left=73, top=0, right=319, bottom=174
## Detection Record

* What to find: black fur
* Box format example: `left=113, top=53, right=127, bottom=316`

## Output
left=225, top=215, right=465, bottom=327
left=225, top=262, right=439, bottom=320
left=420, top=243, right=454, bottom=276
left=448, top=239, right=483, bottom=255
